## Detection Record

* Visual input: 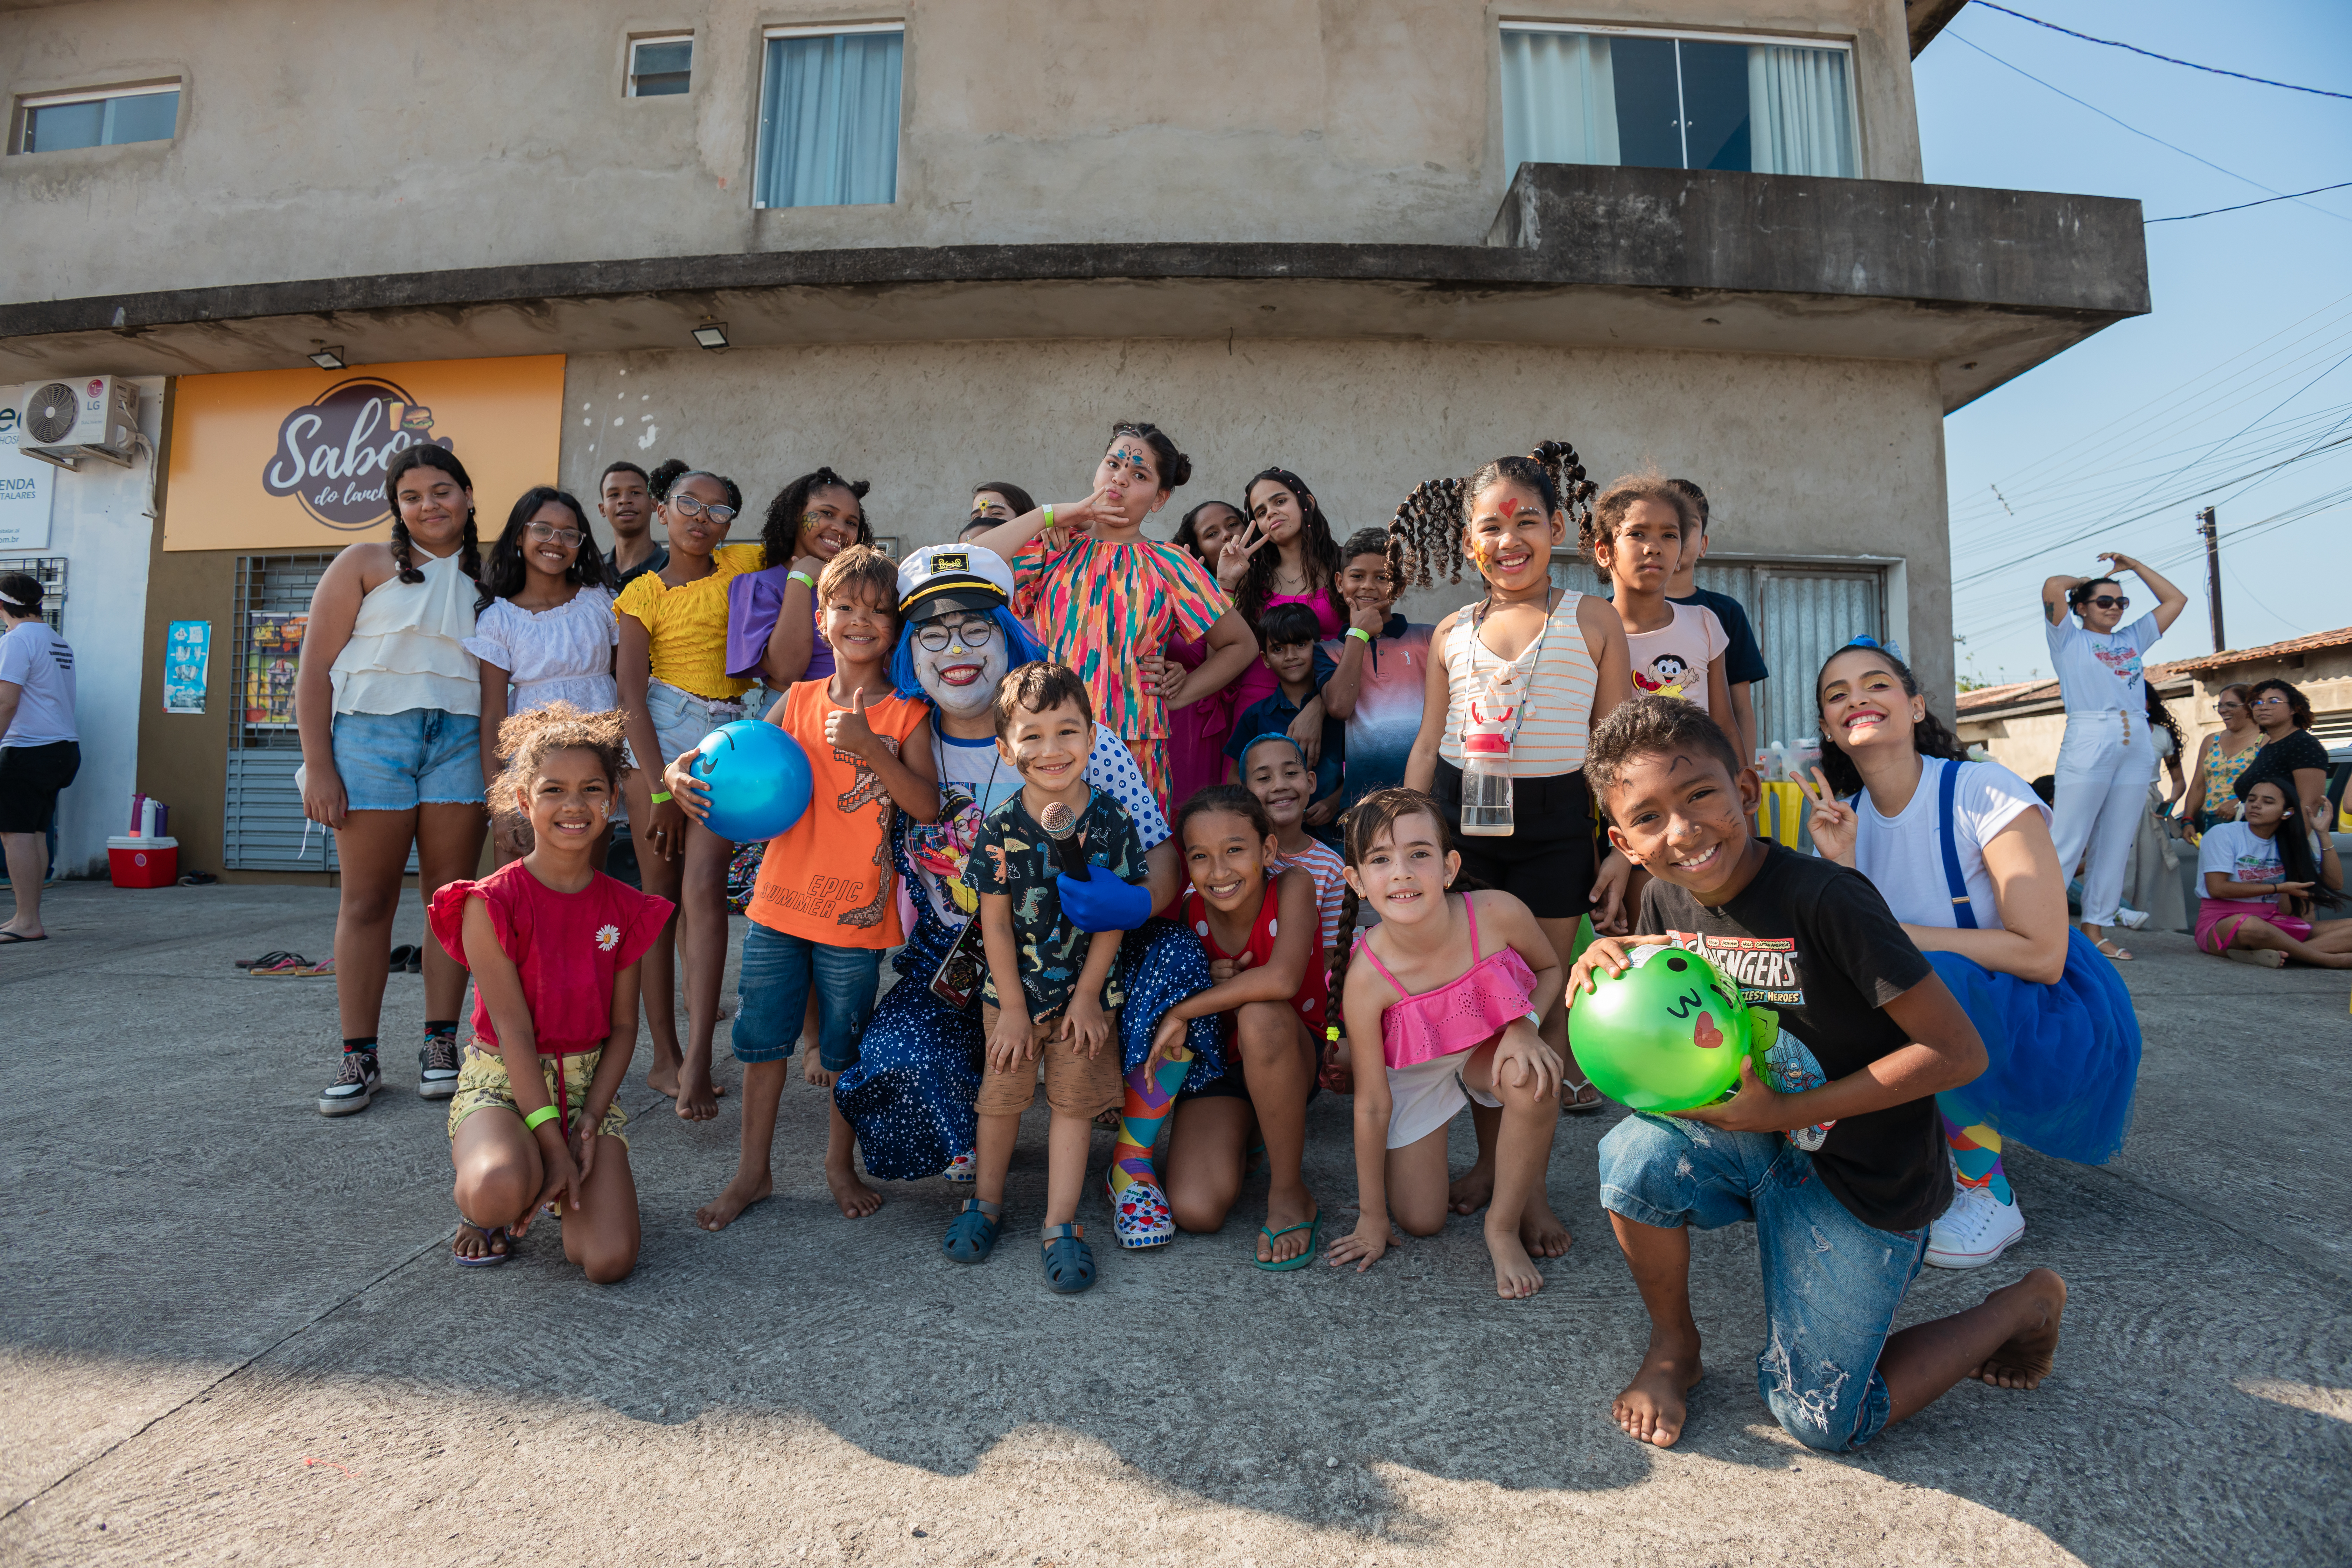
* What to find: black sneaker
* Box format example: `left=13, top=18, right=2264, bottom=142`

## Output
left=319, top=1050, right=381, bottom=1116
left=419, top=1029, right=462, bottom=1101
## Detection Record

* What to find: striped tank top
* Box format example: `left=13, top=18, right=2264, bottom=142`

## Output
left=1438, top=589, right=1597, bottom=777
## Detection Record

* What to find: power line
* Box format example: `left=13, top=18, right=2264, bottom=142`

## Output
left=2150, top=181, right=2352, bottom=223
left=1972, top=3, right=2352, bottom=103
left=1945, top=32, right=2352, bottom=226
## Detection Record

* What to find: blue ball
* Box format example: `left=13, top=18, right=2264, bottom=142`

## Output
left=688, top=720, right=813, bottom=843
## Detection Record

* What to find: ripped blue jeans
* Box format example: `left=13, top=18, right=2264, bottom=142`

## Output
left=1597, top=1113, right=1928, bottom=1451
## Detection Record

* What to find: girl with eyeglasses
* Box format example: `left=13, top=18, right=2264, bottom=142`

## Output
left=2038, top=552, right=2189, bottom=962
left=467, top=487, right=617, bottom=868
left=2233, top=678, right=2334, bottom=836
left=614, top=458, right=761, bottom=1121
left=2180, top=683, right=2260, bottom=834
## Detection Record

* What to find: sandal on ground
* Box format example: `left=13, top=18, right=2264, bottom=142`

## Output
left=1255, top=1208, right=1321, bottom=1272
left=234, top=950, right=297, bottom=970
left=2094, top=938, right=2134, bottom=962
left=388, top=943, right=419, bottom=971
left=1562, top=1075, right=1607, bottom=1114
left=453, top=1219, right=511, bottom=1267
left=1040, top=1222, right=1097, bottom=1294
left=0, top=931, right=47, bottom=946
left=942, top=1198, right=1004, bottom=1264
left=1106, top=1170, right=1175, bottom=1250
left=249, top=952, right=313, bottom=976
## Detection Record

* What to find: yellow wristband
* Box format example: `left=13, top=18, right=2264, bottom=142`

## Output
left=1346, top=626, right=1373, bottom=644
left=788, top=570, right=815, bottom=590
left=1042, top=503, right=1055, bottom=528
left=524, top=1105, right=561, bottom=1131
left=650, top=790, right=672, bottom=805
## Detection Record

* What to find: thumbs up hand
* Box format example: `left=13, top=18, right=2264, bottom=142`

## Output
left=826, top=687, right=878, bottom=759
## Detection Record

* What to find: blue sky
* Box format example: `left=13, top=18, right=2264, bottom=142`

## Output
left=1914, top=1, right=2352, bottom=685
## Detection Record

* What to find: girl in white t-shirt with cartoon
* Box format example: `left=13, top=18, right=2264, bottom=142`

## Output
left=2194, top=777, right=2351, bottom=968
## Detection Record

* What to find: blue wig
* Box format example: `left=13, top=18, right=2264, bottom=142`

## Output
left=892, top=606, right=1048, bottom=703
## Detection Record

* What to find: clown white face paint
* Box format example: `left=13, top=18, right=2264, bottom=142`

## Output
left=912, top=610, right=1009, bottom=719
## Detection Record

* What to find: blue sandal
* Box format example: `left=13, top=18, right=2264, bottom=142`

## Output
left=453, top=1218, right=511, bottom=1267
left=942, top=1198, right=1004, bottom=1264
left=1041, top=1222, right=1097, bottom=1294
left=1255, top=1208, right=1321, bottom=1272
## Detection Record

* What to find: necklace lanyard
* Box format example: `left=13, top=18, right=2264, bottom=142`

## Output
left=1465, top=589, right=1558, bottom=749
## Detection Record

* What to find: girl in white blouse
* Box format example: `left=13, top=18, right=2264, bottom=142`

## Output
left=467, top=486, right=619, bottom=866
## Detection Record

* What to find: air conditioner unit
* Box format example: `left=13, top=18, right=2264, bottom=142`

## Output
left=16, top=376, right=140, bottom=469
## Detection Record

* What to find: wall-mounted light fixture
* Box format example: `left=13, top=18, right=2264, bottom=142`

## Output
left=691, top=321, right=730, bottom=351
left=308, top=346, right=346, bottom=370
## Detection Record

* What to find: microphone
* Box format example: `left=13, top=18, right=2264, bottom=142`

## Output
left=1038, top=800, right=1091, bottom=880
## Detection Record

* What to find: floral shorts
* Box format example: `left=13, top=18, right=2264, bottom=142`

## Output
left=446, top=1036, right=628, bottom=1147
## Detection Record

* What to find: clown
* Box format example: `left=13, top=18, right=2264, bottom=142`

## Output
left=832, top=544, right=1224, bottom=1250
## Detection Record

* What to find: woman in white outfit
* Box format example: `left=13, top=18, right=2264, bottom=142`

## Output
left=2038, top=551, right=2188, bottom=961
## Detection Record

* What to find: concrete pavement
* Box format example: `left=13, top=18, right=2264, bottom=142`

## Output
left=2, top=881, right=2347, bottom=1566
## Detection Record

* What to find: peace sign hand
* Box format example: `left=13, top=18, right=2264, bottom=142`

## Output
left=1216, top=519, right=1273, bottom=592
left=1795, top=766, right=1859, bottom=866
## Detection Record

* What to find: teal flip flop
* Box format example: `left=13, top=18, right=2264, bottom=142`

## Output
left=1255, top=1208, right=1321, bottom=1272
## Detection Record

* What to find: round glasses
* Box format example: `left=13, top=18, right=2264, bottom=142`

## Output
left=525, top=522, right=584, bottom=546
left=913, top=618, right=997, bottom=653
left=669, top=493, right=738, bottom=526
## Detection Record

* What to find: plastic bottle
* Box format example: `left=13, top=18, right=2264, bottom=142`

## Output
left=1458, top=700, right=1514, bottom=836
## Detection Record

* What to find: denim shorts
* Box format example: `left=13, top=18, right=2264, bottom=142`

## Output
left=1598, top=1113, right=1929, bottom=1452
left=733, top=922, right=884, bottom=1073
left=331, top=708, right=483, bottom=812
left=647, top=679, right=744, bottom=774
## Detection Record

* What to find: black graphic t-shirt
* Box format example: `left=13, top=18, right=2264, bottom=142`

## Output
left=1639, top=842, right=1948, bottom=1234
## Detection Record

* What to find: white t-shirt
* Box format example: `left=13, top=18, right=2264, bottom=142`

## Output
left=1849, top=757, right=2050, bottom=930
left=2195, top=820, right=2320, bottom=907
left=0, top=621, right=77, bottom=747
left=1625, top=601, right=1729, bottom=713
left=2045, top=610, right=2157, bottom=713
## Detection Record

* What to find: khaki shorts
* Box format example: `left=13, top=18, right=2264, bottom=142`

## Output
left=975, top=1002, right=1124, bottom=1119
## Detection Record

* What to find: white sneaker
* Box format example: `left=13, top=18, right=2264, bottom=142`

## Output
left=1925, top=1183, right=2025, bottom=1269
left=2117, top=906, right=2150, bottom=930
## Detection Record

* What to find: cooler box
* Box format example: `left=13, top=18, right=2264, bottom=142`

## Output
left=107, top=835, right=178, bottom=888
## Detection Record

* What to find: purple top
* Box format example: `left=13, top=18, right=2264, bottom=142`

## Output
left=726, top=564, right=834, bottom=684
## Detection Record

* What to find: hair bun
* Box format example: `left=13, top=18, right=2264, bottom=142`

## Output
left=647, top=458, right=691, bottom=502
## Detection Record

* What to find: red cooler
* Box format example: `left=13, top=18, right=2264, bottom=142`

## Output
left=107, top=835, right=179, bottom=888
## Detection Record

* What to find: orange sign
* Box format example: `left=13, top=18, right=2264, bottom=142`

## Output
left=163, top=355, right=564, bottom=551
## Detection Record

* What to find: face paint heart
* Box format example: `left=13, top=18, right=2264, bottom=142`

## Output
left=1692, top=1013, right=1726, bottom=1050
left=1498, top=497, right=1520, bottom=518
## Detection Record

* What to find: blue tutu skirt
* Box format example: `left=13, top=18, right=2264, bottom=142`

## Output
left=1928, top=927, right=2142, bottom=1165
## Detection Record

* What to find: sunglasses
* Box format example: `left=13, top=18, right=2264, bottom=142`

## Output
left=2084, top=594, right=2129, bottom=610
left=668, top=493, right=738, bottom=526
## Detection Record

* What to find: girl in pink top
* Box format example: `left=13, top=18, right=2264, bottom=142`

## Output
left=1326, top=788, right=1567, bottom=1300
left=1164, top=499, right=1249, bottom=808
left=430, top=704, right=672, bottom=1280
left=1219, top=468, right=1350, bottom=718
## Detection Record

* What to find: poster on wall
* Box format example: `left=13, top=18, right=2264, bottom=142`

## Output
left=0, top=404, right=56, bottom=551
left=161, top=355, right=565, bottom=552
left=244, top=612, right=306, bottom=727
left=163, top=619, right=211, bottom=714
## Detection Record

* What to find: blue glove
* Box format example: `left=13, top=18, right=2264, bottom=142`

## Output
left=1057, top=864, right=1152, bottom=933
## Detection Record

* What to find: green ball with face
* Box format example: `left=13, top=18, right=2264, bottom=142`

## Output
left=1568, top=944, right=1751, bottom=1113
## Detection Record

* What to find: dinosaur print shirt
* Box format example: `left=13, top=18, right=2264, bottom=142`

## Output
left=744, top=680, right=930, bottom=949
left=967, top=786, right=1147, bottom=1020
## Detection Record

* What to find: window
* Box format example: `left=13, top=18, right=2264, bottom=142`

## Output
left=755, top=23, right=903, bottom=210
left=15, top=83, right=180, bottom=153
left=1501, top=26, right=1854, bottom=180
left=629, top=35, right=693, bottom=97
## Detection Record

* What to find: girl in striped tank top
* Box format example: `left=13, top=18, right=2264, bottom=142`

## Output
left=1399, top=444, right=1631, bottom=1130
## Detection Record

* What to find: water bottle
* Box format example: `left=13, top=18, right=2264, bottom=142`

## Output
left=1459, top=700, right=1514, bottom=836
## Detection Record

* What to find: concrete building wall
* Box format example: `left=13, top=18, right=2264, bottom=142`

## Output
left=0, top=375, right=164, bottom=876
left=2, top=0, right=1925, bottom=299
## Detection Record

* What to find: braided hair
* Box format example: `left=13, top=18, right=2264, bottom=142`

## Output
left=1326, top=786, right=1459, bottom=1002
left=1813, top=643, right=1968, bottom=799
left=1385, top=439, right=1594, bottom=598
left=759, top=467, right=875, bottom=569
left=382, top=444, right=482, bottom=586
left=1236, top=468, right=1346, bottom=628
left=476, top=485, right=608, bottom=613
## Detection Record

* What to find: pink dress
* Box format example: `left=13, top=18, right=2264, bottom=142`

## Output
left=1232, top=589, right=1345, bottom=713
left=1164, top=632, right=1235, bottom=808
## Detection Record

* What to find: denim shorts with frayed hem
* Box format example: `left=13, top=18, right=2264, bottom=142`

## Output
left=331, top=708, right=483, bottom=812
left=1597, top=1112, right=1928, bottom=1452
left=732, top=922, right=883, bottom=1073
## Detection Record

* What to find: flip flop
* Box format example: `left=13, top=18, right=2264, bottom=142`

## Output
left=235, top=950, right=297, bottom=970
left=0, top=931, right=47, bottom=946
left=248, top=953, right=313, bottom=976
left=453, top=1222, right=511, bottom=1267
left=1256, top=1209, right=1321, bottom=1272
left=1562, top=1075, right=1607, bottom=1114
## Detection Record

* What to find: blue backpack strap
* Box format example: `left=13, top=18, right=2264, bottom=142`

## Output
left=1936, top=758, right=1980, bottom=931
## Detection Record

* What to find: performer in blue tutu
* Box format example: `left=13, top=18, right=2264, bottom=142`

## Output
left=1798, top=640, right=2140, bottom=1271
left=831, top=544, right=1221, bottom=1248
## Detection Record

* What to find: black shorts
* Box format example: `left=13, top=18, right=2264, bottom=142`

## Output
left=0, top=741, right=79, bottom=834
left=1430, top=758, right=1596, bottom=921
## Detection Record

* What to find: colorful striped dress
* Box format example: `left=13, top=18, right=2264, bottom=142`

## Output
left=1012, top=535, right=1228, bottom=811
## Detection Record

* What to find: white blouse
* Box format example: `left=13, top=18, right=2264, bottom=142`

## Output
left=329, top=548, right=479, bottom=717
left=464, top=586, right=620, bottom=714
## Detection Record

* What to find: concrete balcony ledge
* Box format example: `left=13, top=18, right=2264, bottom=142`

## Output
left=0, top=163, right=2147, bottom=408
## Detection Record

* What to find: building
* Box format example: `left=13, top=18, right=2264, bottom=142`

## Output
left=1, top=0, right=2147, bottom=881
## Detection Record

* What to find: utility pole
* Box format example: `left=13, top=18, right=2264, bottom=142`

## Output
left=2199, top=506, right=2225, bottom=653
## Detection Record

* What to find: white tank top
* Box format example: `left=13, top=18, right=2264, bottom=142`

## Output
left=329, top=547, right=481, bottom=716
left=1438, top=589, right=1597, bottom=777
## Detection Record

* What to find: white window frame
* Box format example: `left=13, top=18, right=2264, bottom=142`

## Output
left=626, top=33, right=695, bottom=98
left=751, top=20, right=906, bottom=212
left=12, top=79, right=182, bottom=155
left=1498, top=21, right=1861, bottom=177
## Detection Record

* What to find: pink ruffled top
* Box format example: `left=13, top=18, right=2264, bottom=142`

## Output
left=1356, top=894, right=1538, bottom=1070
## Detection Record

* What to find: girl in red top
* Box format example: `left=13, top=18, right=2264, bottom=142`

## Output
left=431, top=704, right=672, bottom=1280
left=1144, top=786, right=1325, bottom=1269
